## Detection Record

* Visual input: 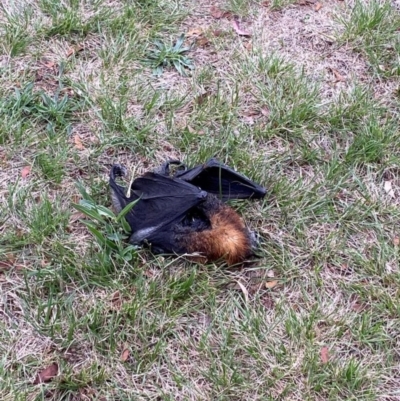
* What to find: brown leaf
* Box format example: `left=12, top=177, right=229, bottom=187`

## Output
left=212, top=29, right=225, bottom=37
left=231, top=19, right=251, bottom=37
left=187, top=27, right=203, bottom=37
left=33, top=363, right=58, bottom=384
left=111, top=291, right=122, bottom=309
left=21, top=166, right=31, bottom=178
left=314, top=2, right=322, bottom=11
left=73, top=134, right=85, bottom=150
left=393, top=237, right=400, bottom=246
left=320, top=347, right=329, bottom=363
left=330, top=68, right=346, bottom=82
left=265, top=280, right=278, bottom=289
left=67, top=45, right=84, bottom=58
left=43, top=61, right=55, bottom=69
left=196, top=36, right=210, bottom=47
left=195, top=91, right=211, bottom=105
left=210, top=5, right=224, bottom=19
left=120, top=349, right=130, bottom=362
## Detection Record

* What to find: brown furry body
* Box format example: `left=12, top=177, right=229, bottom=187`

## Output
left=175, top=195, right=252, bottom=265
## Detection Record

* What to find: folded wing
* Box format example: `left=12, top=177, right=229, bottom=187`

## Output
left=174, top=158, right=267, bottom=201
left=110, top=166, right=208, bottom=252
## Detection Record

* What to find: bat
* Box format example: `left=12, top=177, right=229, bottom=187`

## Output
left=159, top=158, right=267, bottom=201
left=109, top=160, right=266, bottom=265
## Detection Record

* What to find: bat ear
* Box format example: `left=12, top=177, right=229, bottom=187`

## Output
left=110, top=164, right=127, bottom=180
left=157, top=160, right=187, bottom=176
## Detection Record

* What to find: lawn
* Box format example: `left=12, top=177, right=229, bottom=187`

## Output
left=1, top=0, right=400, bottom=400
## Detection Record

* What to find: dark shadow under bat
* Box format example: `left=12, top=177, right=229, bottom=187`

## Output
left=109, top=159, right=266, bottom=265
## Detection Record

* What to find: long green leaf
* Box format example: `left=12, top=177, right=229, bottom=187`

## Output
left=96, top=205, right=116, bottom=219
left=75, top=181, right=94, bottom=202
left=116, top=199, right=140, bottom=222
left=72, top=203, right=105, bottom=223
left=85, top=224, right=119, bottom=251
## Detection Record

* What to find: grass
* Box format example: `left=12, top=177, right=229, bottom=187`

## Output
left=1, top=0, right=400, bottom=400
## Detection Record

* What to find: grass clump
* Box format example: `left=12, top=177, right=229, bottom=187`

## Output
left=143, top=34, right=194, bottom=76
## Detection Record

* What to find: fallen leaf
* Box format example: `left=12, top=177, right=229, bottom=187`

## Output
left=21, top=166, right=31, bottom=178
left=314, top=2, right=322, bottom=11
left=187, top=27, right=203, bottom=36
left=73, top=134, right=85, bottom=150
left=120, top=349, right=130, bottom=362
left=212, top=29, right=224, bottom=37
left=33, top=363, right=58, bottom=384
left=67, top=45, right=84, bottom=58
left=210, top=5, right=224, bottom=19
left=196, top=36, right=210, bottom=47
left=195, top=91, right=211, bottom=105
left=111, top=291, right=122, bottom=309
left=43, top=61, right=55, bottom=69
left=330, top=68, right=346, bottom=82
left=231, top=19, right=251, bottom=37
left=320, top=347, right=329, bottom=363
left=236, top=280, right=249, bottom=303
left=384, top=181, right=395, bottom=198
left=393, top=237, right=400, bottom=246
left=265, top=280, right=278, bottom=289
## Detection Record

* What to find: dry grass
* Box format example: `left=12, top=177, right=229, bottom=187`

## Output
left=1, top=0, right=400, bottom=400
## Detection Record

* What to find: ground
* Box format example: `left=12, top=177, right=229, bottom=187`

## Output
left=0, top=0, right=400, bottom=400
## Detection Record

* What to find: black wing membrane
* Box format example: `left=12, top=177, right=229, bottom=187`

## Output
left=110, top=166, right=207, bottom=253
left=174, top=158, right=267, bottom=201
